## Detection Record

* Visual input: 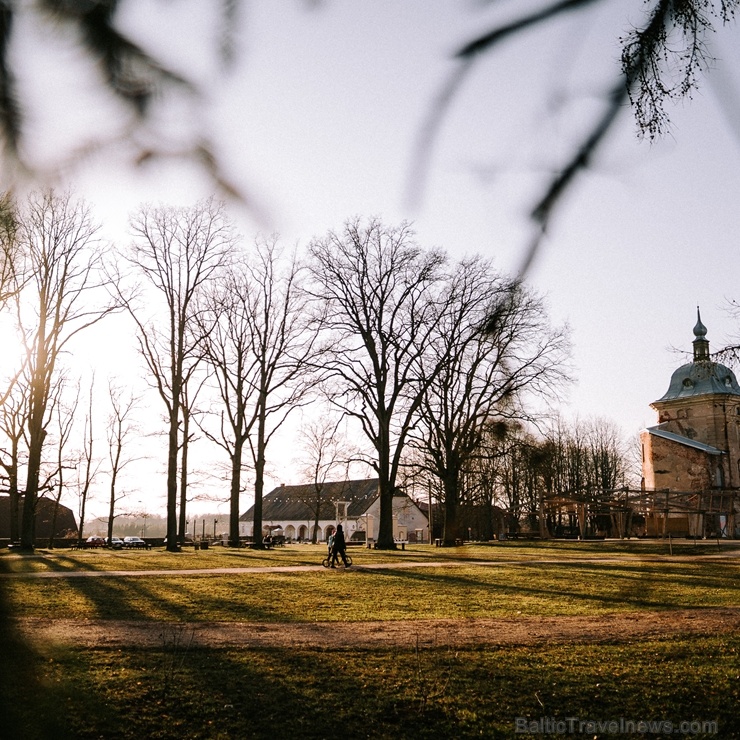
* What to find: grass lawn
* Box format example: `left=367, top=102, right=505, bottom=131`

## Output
left=3, top=635, right=737, bottom=739
left=0, top=538, right=732, bottom=574
left=2, top=541, right=739, bottom=738
left=2, top=542, right=739, bottom=622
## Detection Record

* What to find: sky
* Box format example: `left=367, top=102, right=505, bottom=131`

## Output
left=5, top=0, right=740, bottom=524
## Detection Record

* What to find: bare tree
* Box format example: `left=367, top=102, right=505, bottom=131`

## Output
left=308, top=218, right=447, bottom=549
left=480, top=416, right=632, bottom=537
left=177, top=377, right=205, bottom=544
left=0, top=192, right=21, bottom=310
left=295, top=415, right=353, bottom=544
left=0, top=379, right=27, bottom=543
left=14, top=190, right=116, bottom=552
left=118, top=198, right=234, bottom=552
left=74, top=381, right=101, bottom=546
left=410, top=259, right=570, bottom=545
left=105, top=381, right=142, bottom=544
left=47, top=379, right=80, bottom=548
left=199, top=238, right=316, bottom=547
left=0, top=195, right=26, bottom=541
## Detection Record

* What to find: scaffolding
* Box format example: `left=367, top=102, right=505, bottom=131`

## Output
left=540, top=488, right=740, bottom=539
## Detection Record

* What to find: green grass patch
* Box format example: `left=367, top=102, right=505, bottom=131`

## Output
left=1, top=539, right=736, bottom=574
left=4, top=558, right=740, bottom=622
left=8, top=636, right=739, bottom=739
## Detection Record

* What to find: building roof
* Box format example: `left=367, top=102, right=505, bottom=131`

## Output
left=645, top=426, right=724, bottom=455
left=0, top=495, right=78, bottom=539
left=240, top=478, right=387, bottom=522
left=654, top=310, right=740, bottom=404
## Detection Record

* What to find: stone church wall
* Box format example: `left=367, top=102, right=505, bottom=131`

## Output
left=641, top=430, right=716, bottom=492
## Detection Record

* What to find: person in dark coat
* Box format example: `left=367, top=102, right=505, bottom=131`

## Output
left=330, top=523, right=349, bottom=567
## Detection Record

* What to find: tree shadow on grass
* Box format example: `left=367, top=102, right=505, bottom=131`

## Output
left=56, top=641, right=463, bottom=739
left=354, top=559, right=740, bottom=614
left=0, top=561, right=74, bottom=739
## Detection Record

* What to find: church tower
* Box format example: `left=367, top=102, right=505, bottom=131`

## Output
left=641, top=310, right=740, bottom=493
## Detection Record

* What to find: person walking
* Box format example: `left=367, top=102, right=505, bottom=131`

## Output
left=330, top=523, right=349, bottom=567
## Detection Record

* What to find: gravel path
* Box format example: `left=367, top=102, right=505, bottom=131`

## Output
left=14, top=608, right=740, bottom=650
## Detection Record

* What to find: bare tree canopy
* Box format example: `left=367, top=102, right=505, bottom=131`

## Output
left=117, top=197, right=234, bottom=551
left=13, top=190, right=116, bottom=550
left=295, top=415, right=354, bottom=545
left=198, top=237, right=316, bottom=547
left=410, top=258, right=571, bottom=545
left=308, top=218, right=447, bottom=549
left=104, top=381, right=141, bottom=544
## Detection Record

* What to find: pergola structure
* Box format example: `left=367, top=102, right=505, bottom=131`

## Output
left=541, top=488, right=740, bottom=539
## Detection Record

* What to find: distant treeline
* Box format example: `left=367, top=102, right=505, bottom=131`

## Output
left=88, top=514, right=225, bottom=539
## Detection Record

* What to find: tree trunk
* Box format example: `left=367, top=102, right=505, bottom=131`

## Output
left=442, top=471, right=462, bottom=546
left=251, top=401, right=267, bottom=548
left=7, top=441, right=20, bottom=542
left=374, top=419, right=397, bottom=549
left=21, top=420, right=46, bottom=552
left=252, top=460, right=264, bottom=547
left=312, top=487, right=321, bottom=544
left=178, top=407, right=190, bottom=544
left=77, top=492, right=87, bottom=548
left=166, top=402, right=180, bottom=552
left=228, top=439, right=243, bottom=547
left=8, top=487, right=19, bottom=543
left=107, top=470, right=118, bottom=544
left=48, top=487, right=63, bottom=548
left=375, top=480, right=396, bottom=549
left=538, top=489, right=550, bottom=539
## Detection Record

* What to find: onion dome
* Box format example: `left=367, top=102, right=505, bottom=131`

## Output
left=656, top=309, right=740, bottom=402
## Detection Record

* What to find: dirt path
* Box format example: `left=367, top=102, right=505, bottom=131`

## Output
left=9, top=556, right=740, bottom=650
left=14, top=608, right=740, bottom=650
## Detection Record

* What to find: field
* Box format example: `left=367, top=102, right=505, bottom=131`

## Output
left=1, top=540, right=739, bottom=739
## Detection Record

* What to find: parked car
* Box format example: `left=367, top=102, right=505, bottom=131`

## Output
left=122, top=536, right=148, bottom=549
left=85, top=536, right=105, bottom=548
left=106, top=537, right=124, bottom=550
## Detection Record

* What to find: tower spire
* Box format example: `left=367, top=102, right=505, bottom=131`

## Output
left=693, top=306, right=710, bottom=361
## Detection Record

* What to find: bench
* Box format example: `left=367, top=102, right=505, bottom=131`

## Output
left=434, top=538, right=465, bottom=547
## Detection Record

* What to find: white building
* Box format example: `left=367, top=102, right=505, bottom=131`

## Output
left=239, top=478, right=429, bottom=543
